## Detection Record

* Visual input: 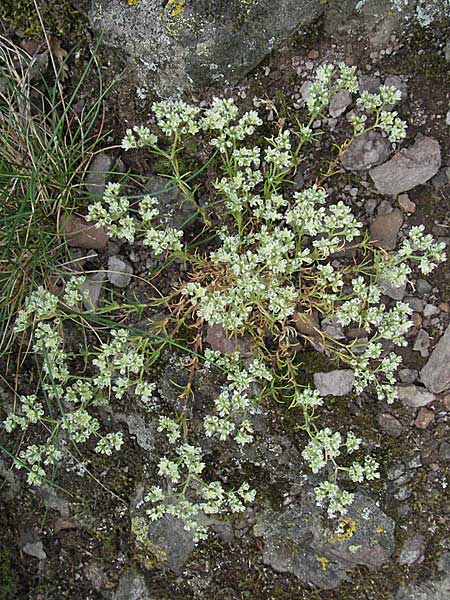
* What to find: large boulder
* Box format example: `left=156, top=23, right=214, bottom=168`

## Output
left=89, top=0, right=325, bottom=96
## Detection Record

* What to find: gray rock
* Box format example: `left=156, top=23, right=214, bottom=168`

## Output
left=380, top=280, right=406, bottom=301
left=404, top=296, right=424, bottom=313
left=398, top=535, right=426, bottom=566
left=413, top=328, right=431, bottom=358
left=0, top=457, right=20, bottom=500
left=314, top=370, right=354, bottom=396
left=416, top=278, right=432, bottom=294
left=399, top=369, right=418, bottom=384
left=89, top=0, right=325, bottom=96
left=369, top=137, right=441, bottom=196
left=341, top=131, right=391, bottom=171
left=423, top=303, right=440, bottom=318
left=378, top=413, right=404, bottom=437
left=22, top=541, right=47, bottom=560
left=82, top=272, right=104, bottom=310
left=86, top=153, right=113, bottom=198
left=107, top=256, right=133, bottom=288
left=421, top=324, right=450, bottom=394
left=300, top=80, right=313, bottom=103
left=359, top=75, right=381, bottom=94
left=253, top=492, right=395, bottom=590
left=397, top=385, right=435, bottom=408
left=446, top=110, right=450, bottom=127
left=113, top=570, right=150, bottom=600
left=329, top=91, right=352, bottom=118
left=116, top=413, right=156, bottom=452
left=369, top=208, right=403, bottom=251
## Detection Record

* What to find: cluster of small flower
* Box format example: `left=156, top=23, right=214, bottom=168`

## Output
left=63, top=275, right=90, bottom=308
left=13, top=286, right=58, bottom=332
left=87, top=182, right=135, bottom=243
left=306, top=63, right=358, bottom=116
left=145, top=438, right=256, bottom=542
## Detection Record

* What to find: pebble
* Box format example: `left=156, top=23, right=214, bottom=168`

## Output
left=22, top=541, right=47, bottom=560
left=369, top=137, right=441, bottom=196
left=379, top=413, right=405, bottom=437
left=404, top=297, right=424, bottom=312
left=413, top=329, right=431, bottom=357
left=369, top=208, right=403, bottom=251
left=423, top=304, right=440, bottom=318
left=416, top=279, right=432, bottom=294
left=398, top=535, right=426, bottom=566
left=63, top=215, right=108, bottom=250
left=329, top=91, right=352, bottom=118
left=313, top=370, right=354, bottom=397
left=397, top=385, right=435, bottom=408
left=414, top=407, right=434, bottom=429
left=397, top=193, right=416, bottom=213
left=421, top=323, right=450, bottom=394
left=107, top=256, right=133, bottom=288
left=399, top=369, right=418, bottom=384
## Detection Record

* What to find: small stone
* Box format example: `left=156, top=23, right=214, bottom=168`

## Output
left=438, top=442, right=450, bottom=462
left=369, top=137, right=441, bottom=196
left=314, top=370, right=354, bottom=397
left=378, top=413, right=404, bottom=437
left=397, top=193, right=416, bottom=213
left=377, top=199, right=393, bottom=216
left=359, top=75, right=381, bottom=94
left=341, top=131, right=391, bottom=171
left=369, top=208, right=403, bottom=251
left=86, top=153, right=113, bottom=198
left=380, top=280, right=406, bottom=301
left=399, top=369, right=418, bottom=384
left=404, top=297, right=424, bottom=312
left=423, top=304, right=440, bottom=318
left=421, top=324, right=450, bottom=394
left=300, top=80, right=313, bottom=102
left=439, top=302, right=450, bottom=313
left=294, top=310, right=320, bottom=337
left=414, top=407, right=434, bottom=429
left=446, top=109, right=450, bottom=127
left=329, top=91, right=352, bottom=118
left=107, top=256, right=133, bottom=288
left=365, top=198, right=378, bottom=216
left=416, top=279, right=432, bottom=295
left=63, top=215, right=108, bottom=250
left=113, top=570, right=150, bottom=600
left=413, top=329, right=431, bottom=358
left=82, top=272, right=104, bottom=310
left=397, top=385, right=435, bottom=408
left=307, top=49, right=319, bottom=59
left=398, top=535, right=426, bottom=566
left=22, top=541, right=47, bottom=560
left=206, top=324, right=252, bottom=357
left=387, top=462, right=406, bottom=480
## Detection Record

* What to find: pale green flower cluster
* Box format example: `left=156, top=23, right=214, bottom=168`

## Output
left=63, top=275, right=90, bottom=308
left=306, top=63, right=358, bottom=116
left=145, top=439, right=256, bottom=542
left=184, top=185, right=363, bottom=331
left=295, top=387, right=379, bottom=518
left=4, top=297, right=156, bottom=484
left=87, top=184, right=184, bottom=255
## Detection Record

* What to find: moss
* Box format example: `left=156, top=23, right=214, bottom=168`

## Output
left=0, top=549, right=17, bottom=600
left=0, top=0, right=87, bottom=39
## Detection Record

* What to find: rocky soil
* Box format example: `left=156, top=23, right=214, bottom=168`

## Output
left=1, top=3, right=450, bottom=600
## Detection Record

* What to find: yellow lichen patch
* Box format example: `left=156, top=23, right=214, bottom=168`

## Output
left=166, top=0, right=185, bottom=17
left=327, top=517, right=357, bottom=543
left=316, top=555, right=330, bottom=571
left=376, top=526, right=385, bottom=534
left=127, top=0, right=141, bottom=5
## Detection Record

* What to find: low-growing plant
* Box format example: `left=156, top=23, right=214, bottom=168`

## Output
left=1, top=63, right=446, bottom=542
